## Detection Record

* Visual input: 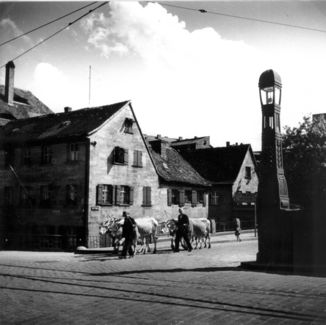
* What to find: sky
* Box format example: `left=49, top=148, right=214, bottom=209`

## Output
left=1, top=1, right=326, bottom=151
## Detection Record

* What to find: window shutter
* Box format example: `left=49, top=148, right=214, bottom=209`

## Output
left=167, top=188, right=172, bottom=206
left=97, top=185, right=104, bottom=205
left=113, top=147, right=117, bottom=163
left=115, top=186, right=121, bottom=205
left=66, top=143, right=70, bottom=162
left=112, top=185, right=116, bottom=205
left=179, top=189, right=185, bottom=206
left=192, top=190, right=197, bottom=205
left=148, top=187, right=151, bottom=205
left=142, top=186, right=146, bottom=205
left=129, top=187, right=134, bottom=205
left=138, top=151, right=142, bottom=167
left=107, top=185, right=113, bottom=205
left=134, top=150, right=137, bottom=166
left=124, top=149, right=128, bottom=165
left=203, top=192, right=207, bottom=207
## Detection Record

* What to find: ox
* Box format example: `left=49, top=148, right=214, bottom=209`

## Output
left=166, top=218, right=211, bottom=250
left=99, top=217, right=127, bottom=253
left=100, top=216, right=158, bottom=254
left=191, top=218, right=211, bottom=249
left=166, top=219, right=191, bottom=251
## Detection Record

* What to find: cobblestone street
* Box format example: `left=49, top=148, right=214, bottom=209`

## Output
left=1, top=235, right=326, bottom=324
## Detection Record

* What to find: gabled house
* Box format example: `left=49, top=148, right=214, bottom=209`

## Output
left=146, top=136, right=210, bottom=220
left=0, top=61, right=52, bottom=125
left=0, top=101, right=210, bottom=250
left=177, top=143, right=258, bottom=231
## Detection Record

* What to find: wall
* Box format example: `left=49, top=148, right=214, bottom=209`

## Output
left=87, top=104, right=209, bottom=247
left=208, top=185, right=232, bottom=231
left=0, top=141, right=87, bottom=249
left=87, top=104, right=162, bottom=245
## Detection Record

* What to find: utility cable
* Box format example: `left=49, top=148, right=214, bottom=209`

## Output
left=160, top=3, right=326, bottom=34
left=0, top=2, right=108, bottom=69
left=0, top=2, right=97, bottom=48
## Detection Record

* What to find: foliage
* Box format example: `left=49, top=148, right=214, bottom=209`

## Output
left=282, top=115, right=326, bottom=208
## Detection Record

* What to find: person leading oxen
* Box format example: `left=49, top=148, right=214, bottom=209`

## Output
left=174, top=208, right=192, bottom=252
left=120, top=211, right=137, bottom=258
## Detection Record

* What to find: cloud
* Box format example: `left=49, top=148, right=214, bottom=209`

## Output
left=80, top=2, right=265, bottom=148
left=0, top=18, right=33, bottom=45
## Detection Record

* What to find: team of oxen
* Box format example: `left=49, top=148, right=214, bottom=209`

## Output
left=99, top=216, right=211, bottom=255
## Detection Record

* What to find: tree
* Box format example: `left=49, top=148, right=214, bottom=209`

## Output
left=282, top=115, right=326, bottom=209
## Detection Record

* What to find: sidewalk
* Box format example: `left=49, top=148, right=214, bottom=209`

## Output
left=77, top=229, right=257, bottom=254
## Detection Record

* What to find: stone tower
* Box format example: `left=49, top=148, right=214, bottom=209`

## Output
left=257, top=69, right=291, bottom=264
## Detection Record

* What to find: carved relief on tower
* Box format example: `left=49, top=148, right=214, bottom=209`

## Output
left=278, top=175, right=289, bottom=197
left=276, top=139, right=283, bottom=169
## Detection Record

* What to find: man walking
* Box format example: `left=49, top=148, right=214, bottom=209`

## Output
left=120, top=211, right=137, bottom=258
left=174, top=208, right=193, bottom=252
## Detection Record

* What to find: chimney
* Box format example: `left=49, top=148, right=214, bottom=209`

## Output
left=64, top=106, right=72, bottom=113
left=226, top=141, right=230, bottom=147
left=150, top=139, right=169, bottom=160
left=5, top=61, right=15, bottom=105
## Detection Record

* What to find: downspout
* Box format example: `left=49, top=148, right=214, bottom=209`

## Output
left=84, top=138, right=90, bottom=247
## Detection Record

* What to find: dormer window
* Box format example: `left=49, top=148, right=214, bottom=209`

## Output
left=124, top=118, right=134, bottom=134
left=245, top=166, right=251, bottom=179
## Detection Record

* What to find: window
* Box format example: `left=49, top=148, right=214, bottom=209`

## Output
left=68, top=143, right=79, bottom=161
left=4, top=186, right=14, bottom=206
left=133, top=150, right=143, bottom=167
left=116, top=185, right=133, bottom=205
left=66, top=184, right=78, bottom=205
left=40, top=185, right=51, bottom=207
left=41, top=146, right=52, bottom=164
left=185, top=190, right=192, bottom=203
left=124, top=118, right=134, bottom=134
left=245, top=167, right=251, bottom=180
left=23, top=148, right=32, bottom=166
left=171, top=189, right=179, bottom=205
left=97, top=184, right=113, bottom=206
left=197, top=191, right=204, bottom=204
left=269, top=116, right=274, bottom=129
left=113, top=147, right=128, bottom=165
left=142, top=186, right=151, bottom=206
left=210, top=192, right=219, bottom=206
left=20, top=186, right=33, bottom=207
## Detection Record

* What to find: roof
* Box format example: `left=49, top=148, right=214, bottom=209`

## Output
left=0, top=85, right=53, bottom=119
left=148, top=145, right=210, bottom=187
left=259, top=69, right=282, bottom=88
left=0, top=100, right=130, bottom=145
left=144, top=134, right=177, bottom=143
left=178, top=144, right=252, bottom=184
left=171, top=136, right=208, bottom=145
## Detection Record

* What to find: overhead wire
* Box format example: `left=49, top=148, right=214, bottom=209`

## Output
left=0, top=1, right=97, bottom=48
left=0, top=2, right=108, bottom=70
left=160, top=3, right=326, bottom=34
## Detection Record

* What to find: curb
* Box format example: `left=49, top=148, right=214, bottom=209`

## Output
left=75, top=232, right=257, bottom=254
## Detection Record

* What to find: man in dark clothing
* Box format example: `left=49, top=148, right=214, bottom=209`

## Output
left=174, top=208, right=193, bottom=252
left=121, top=211, right=137, bottom=258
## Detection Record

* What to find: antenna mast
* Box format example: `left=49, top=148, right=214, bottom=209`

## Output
left=88, top=65, right=91, bottom=106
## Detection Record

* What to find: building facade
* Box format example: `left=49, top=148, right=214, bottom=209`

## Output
left=176, top=143, right=258, bottom=231
left=0, top=101, right=210, bottom=250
